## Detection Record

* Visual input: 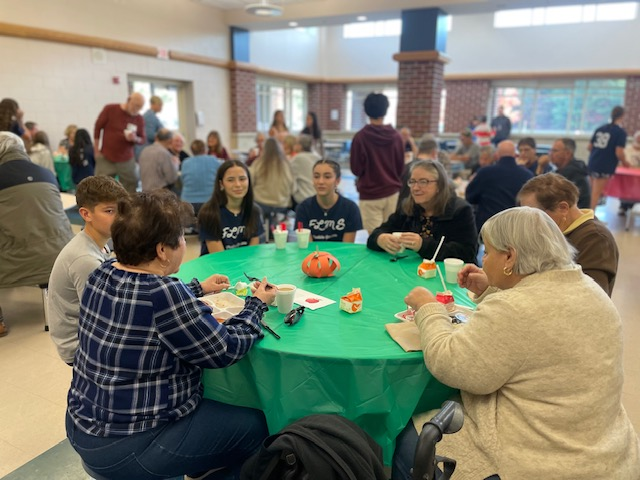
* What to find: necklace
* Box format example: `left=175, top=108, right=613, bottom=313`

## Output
left=317, top=194, right=337, bottom=217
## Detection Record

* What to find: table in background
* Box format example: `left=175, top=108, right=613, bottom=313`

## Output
left=604, top=166, right=640, bottom=230
left=176, top=242, right=474, bottom=463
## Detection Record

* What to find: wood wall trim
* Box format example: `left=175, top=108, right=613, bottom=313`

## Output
left=393, top=50, right=450, bottom=64
left=2, top=21, right=640, bottom=84
left=169, top=51, right=227, bottom=68
left=444, top=69, right=640, bottom=81
left=0, top=21, right=157, bottom=57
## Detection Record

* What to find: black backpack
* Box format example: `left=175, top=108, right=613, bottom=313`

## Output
left=240, top=414, right=387, bottom=480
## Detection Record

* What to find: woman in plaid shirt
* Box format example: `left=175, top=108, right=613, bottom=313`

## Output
left=66, top=189, right=275, bottom=480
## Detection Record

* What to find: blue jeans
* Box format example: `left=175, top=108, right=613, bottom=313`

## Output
left=392, top=420, right=500, bottom=480
left=66, top=399, right=268, bottom=480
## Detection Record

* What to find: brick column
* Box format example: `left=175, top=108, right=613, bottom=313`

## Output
left=229, top=63, right=257, bottom=135
left=624, top=76, right=640, bottom=136
left=443, top=79, right=491, bottom=133
left=393, top=51, right=448, bottom=136
left=307, top=82, right=346, bottom=131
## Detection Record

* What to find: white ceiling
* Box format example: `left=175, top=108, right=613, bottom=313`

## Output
left=191, top=0, right=639, bottom=30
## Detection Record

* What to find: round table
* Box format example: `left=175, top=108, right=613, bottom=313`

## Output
left=176, top=242, right=474, bottom=463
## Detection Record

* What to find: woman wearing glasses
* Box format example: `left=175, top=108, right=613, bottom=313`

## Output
left=367, top=159, right=478, bottom=263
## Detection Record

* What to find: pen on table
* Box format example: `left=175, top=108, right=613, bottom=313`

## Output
left=261, top=321, right=281, bottom=340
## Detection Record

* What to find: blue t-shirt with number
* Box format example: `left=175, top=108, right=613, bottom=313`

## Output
left=588, top=123, right=627, bottom=175
left=295, top=195, right=362, bottom=242
left=199, top=206, right=264, bottom=255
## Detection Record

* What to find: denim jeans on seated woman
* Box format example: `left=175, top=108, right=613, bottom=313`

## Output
left=66, top=399, right=268, bottom=480
left=392, top=421, right=500, bottom=480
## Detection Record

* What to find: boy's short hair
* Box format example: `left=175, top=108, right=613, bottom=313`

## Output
left=75, top=176, right=128, bottom=209
left=364, top=93, right=389, bottom=119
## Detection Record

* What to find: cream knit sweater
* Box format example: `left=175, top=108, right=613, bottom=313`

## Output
left=413, top=267, right=640, bottom=479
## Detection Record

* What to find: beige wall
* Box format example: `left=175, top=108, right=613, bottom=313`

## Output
left=0, top=0, right=232, bottom=148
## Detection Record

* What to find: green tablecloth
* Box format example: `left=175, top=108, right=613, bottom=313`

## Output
left=176, top=242, right=474, bottom=464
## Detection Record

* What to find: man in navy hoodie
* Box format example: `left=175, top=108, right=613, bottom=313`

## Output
left=350, top=93, right=404, bottom=233
left=465, top=140, right=533, bottom=231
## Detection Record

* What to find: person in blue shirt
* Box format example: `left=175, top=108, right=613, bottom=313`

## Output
left=466, top=140, right=533, bottom=231
left=66, top=189, right=275, bottom=480
left=180, top=139, right=221, bottom=216
left=295, top=159, right=362, bottom=242
left=198, top=160, right=264, bottom=255
left=588, top=105, right=629, bottom=210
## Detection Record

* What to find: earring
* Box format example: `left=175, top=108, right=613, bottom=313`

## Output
left=503, top=266, right=513, bottom=276
left=159, top=259, right=170, bottom=269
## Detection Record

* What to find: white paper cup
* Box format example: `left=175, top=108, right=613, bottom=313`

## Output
left=276, top=284, right=297, bottom=314
left=296, top=228, right=310, bottom=249
left=444, top=258, right=464, bottom=284
left=273, top=229, right=288, bottom=249
left=392, top=232, right=405, bottom=254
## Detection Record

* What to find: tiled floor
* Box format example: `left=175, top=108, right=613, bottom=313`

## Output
left=1, top=193, right=639, bottom=478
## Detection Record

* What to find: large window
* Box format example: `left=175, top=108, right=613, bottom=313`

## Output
left=490, top=79, right=626, bottom=134
left=343, top=20, right=402, bottom=39
left=256, top=77, right=307, bottom=133
left=494, top=3, right=637, bottom=28
left=345, top=85, right=398, bottom=131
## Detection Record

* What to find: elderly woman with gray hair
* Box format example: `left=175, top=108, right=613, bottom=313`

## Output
left=392, top=207, right=639, bottom=480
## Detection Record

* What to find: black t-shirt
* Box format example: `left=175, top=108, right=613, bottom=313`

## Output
left=199, top=206, right=264, bottom=255
left=295, top=195, right=362, bottom=242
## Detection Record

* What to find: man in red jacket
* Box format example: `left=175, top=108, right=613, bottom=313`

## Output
left=350, top=93, right=404, bottom=233
left=94, top=92, right=146, bottom=193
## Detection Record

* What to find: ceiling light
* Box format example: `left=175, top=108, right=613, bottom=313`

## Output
left=357, top=15, right=367, bottom=21
left=289, top=21, right=298, bottom=27
left=245, top=0, right=283, bottom=16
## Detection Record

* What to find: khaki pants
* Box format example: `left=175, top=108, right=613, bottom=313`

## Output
left=95, top=154, right=139, bottom=193
left=360, top=192, right=399, bottom=233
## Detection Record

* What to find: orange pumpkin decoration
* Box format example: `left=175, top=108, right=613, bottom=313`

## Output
left=301, top=250, right=341, bottom=278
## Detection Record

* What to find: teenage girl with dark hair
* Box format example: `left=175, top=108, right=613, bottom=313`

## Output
left=295, top=159, right=362, bottom=242
left=198, top=160, right=263, bottom=255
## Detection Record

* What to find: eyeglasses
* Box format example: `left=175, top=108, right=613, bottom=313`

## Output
left=408, top=179, right=438, bottom=187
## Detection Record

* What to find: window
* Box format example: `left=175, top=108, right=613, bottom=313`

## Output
left=490, top=79, right=626, bottom=134
left=343, top=20, right=402, bottom=39
left=494, top=3, right=637, bottom=28
left=256, top=77, right=307, bottom=133
left=345, top=85, right=398, bottom=131
left=129, top=78, right=183, bottom=131
left=342, top=17, right=451, bottom=39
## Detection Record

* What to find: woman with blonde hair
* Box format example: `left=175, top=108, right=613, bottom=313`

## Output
left=518, top=172, right=618, bottom=296
left=250, top=137, right=293, bottom=233
left=393, top=206, right=640, bottom=480
left=282, top=134, right=298, bottom=160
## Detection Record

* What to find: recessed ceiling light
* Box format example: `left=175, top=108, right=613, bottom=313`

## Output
left=357, top=15, right=367, bottom=21
left=289, top=21, right=298, bottom=27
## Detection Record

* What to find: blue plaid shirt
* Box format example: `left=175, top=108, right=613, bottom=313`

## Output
left=68, top=259, right=266, bottom=436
